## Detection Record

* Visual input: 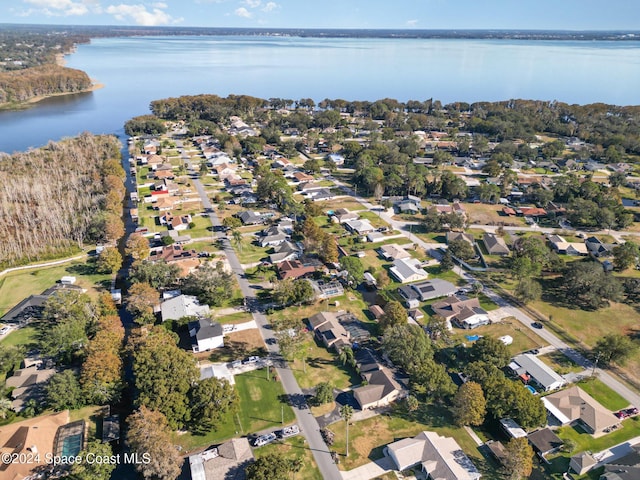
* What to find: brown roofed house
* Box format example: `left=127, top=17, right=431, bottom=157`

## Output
left=542, top=386, right=619, bottom=435
left=277, top=260, right=316, bottom=280
left=431, top=296, right=489, bottom=330
left=308, top=311, right=350, bottom=350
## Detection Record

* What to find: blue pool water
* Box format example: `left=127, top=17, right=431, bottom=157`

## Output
left=61, top=433, right=83, bottom=457
left=525, top=385, right=536, bottom=394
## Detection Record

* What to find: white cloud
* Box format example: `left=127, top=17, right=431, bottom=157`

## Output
left=22, top=0, right=95, bottom=16
left=243, top=0, right=261, bottom=7
left=406, top=19, right=419, bottom=27
left=234, top=6, right=252, bottom=18
left=105, top=3, right=182, bottom=25
left=151, top=2, right=167, bottom=8
left=262, top=1, right=277, bottom=12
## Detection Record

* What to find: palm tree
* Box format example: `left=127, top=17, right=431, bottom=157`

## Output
left=231, top=229, right=243, bottom=252
left=339, top=404, right=354, bottom=457
left=0, top=398, right=13, bottom=420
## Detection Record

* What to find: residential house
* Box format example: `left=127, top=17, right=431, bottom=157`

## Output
left=485, top=441, right=507, bottom=466
left=293, top=171, right=315, bottom=183
left=149, top=245, right=200, bottom=277
left=277, top=260, right=317, bottom=280
left=389, top=258, right=429, bottom=284
left=188, top=438, right=254, bottom=480
left=272, top=158, right=292, bottom=169
left=502, top=206, right=517, bottom=216
left=408, top=309, right=425, bottom=322
left=518, top=207, right=547, bottom=217
left=327, top=153, right=345, bottom=165
left=259, top=225, right=288, bottom=248
left=237, top=211, right=263, bottom=225
left=160, top=212, right=192, bottom=231
left=378, top=243, right=410, bottom=261
left=385, top=431, right=481, bottom=480
left=394, top=197, right=421, bottom=215
left=159, top=230, right=192, bottom=245
left=308, top=312, right=350, bottom=350
left=366, top=231, right=386, bottom=243
left=308, top=188, right=335, bottom=201
left=547, top=235, right=588, bottom=255
left=333, top=208, right=360, bottom=224
left=600, top=445, right=640, bottom=480
left=189, top=319, right=224, bottom=353
left=161, top=294, right=210, bottom=322
left=0, top=411, right=71, bottom=480
left=569, top=452, right=598, bottom=476
left=269, top=240, right=301, bottom=264
left=585, top=236, right=616, bottom=258
left=344, top=219, right=376, bottom=235
left=353, top=367, right=403, bottom=410
left=527, top=428, right=564, bottom=459
left=431, top=296, right=489, bottom=330
left=431, top=201, right=466, bottom=217
left=483, top=233, right=510, bottom=256
left=154, top=196, right=175, bottom=211
left=509, top=353, right=566, bottom=392
left=398, top=279, right=457, bottom=303
left=446, top=231, right=475, bottom=247
left=542, top=386, right=619, bottom=435
left=6, top=364, right=56, bottom=412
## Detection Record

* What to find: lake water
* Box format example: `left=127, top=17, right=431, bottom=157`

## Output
left=1, top=35, right=640, bottom=153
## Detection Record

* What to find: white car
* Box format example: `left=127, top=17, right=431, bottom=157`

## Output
left=253, top=433, right=277, bottom=447
left=279, top=425, right=300, bottom=438
left=0, top=326, right=10, bottom=335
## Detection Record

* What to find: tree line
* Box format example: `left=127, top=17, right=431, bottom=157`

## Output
left=0, top=133, right=125, bottom=268
left=0, top=64, right=92, bottom=105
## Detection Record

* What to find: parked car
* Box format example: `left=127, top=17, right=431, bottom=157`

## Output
left=0, top=326, right=10, bottom=335
left=623, top=407, right=638, bottom=416
left=253, top=433, right=277, bottom=447
left=279, top=425, right=300, bottom=438
left=245, top=356, right=260, bottom=364
left=614, top=410, right=629, bottom=419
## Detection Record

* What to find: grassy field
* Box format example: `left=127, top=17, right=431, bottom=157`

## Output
left=291, top=338, right=361, bottom=390
left=235, top=236, right=269, bottom=265
left=538, top=351, right=583, bottom=375
left=329, top=403, right=499, bottom=477
left=0, top=326, right=38, bottom=348
left=463, top=203, right=526, bottom=226
left=253, top=433, right=323, bottom=480
left=207, top=329, right=266, bottom=363
left=173, top=370, right=296, bottom=452
left=0, top=259, right=112, bottom=317
left=576, top=378, right=631, bottom=411
left=451, top=318, right=547, bottom=356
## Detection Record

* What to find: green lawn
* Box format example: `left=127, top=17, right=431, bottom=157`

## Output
left=329, top=403, right=499, bottom=477
left=451, top=318, right=547, bottom=356
left=576, top=378, right=631, bottom=411
left=215, top=311, right=254, bottom=324
left=0, top=259, right=112, bottom=316
left=0, top=326, right=38, bottom=348
left=235, top=237, right=269, bottom=265
left=254, top=433, right=323, bottom=480
left=538, top=351, right=583, bottom=375
left=173, top=370, right=296, bottom=452
left=548, top=416, right=640, bottom=473
left=291, top=338, right=361, bottom=390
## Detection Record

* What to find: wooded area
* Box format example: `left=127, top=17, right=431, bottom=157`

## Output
left=0, top=133, right=125, bottom=267
left=0, top=64, right=92, bottom=105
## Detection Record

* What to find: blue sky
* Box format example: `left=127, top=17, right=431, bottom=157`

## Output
left=4, top=0, right=640, bottom=30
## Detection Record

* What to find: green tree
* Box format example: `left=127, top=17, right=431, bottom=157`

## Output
left=426, top=314, right=450, bottom=341
left=412, top=359, right=457, bottom=400
left=68, top=440, right=116, bottom=480
left=423, top=208, right=443, bottom=232
left=382, top=323, right=433, bottom=373
left=129, top=260, right=180, bottom=289
left=502, top=437, right=534, bottom=480
left=246, top=453, right=296, bottom=480
left=379, top=301, right=408, bottom=332
left=609, top=171, right=627, bottom=188
left=405, top=395, right=419, bottom=413
left=0, top=398, right=14, bottom=420
left=452, top=381, right=486, bottom=426
left=96, top=246, right=122, bottom=274
left=514, top=278, right=542, bottom=304
left=46, top=370, right=83, bottom=410
left=314, top=382, right=334, bottom=405
left=512, top=384, right=547, bottom=429
left=439, top=250, right=454, bottom=271
left=231, top=228, right=243, bottom=252
left=340, top=256, right=365, bottom=284
left=182, top=261, right=234, bottom=306
left=563, top=261, right=623, bottom=309
left=127, top=406, right=182, bottom=480
left=222, top=216, right=242, bottom=229
left=594, top=334, right=638, bottom=366
left=132, top=327, right=199, bottom=429
left=189, top=377, right=239, bottom=434
left=448, top=238, right=475, bottom=261
left=470, top=336, right=511, bottom=369
left=613, top=241, right=639, bottom=271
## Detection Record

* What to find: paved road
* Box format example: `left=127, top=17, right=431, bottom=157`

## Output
left=332, top=177, right=640, bottom=409
left=189, top=169, right=342, bottom=480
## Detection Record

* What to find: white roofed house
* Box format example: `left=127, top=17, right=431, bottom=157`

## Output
left=344, top=218, right=376, bottom=235
left=385, top=431, right=481, bottom=479
left=389, top=257, right=429, bottom=283
left=509, top=353, right=566, bottom=392
left=161, top=294, right=210, bottom=322
left=431, top=296, right=489, bottom=330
